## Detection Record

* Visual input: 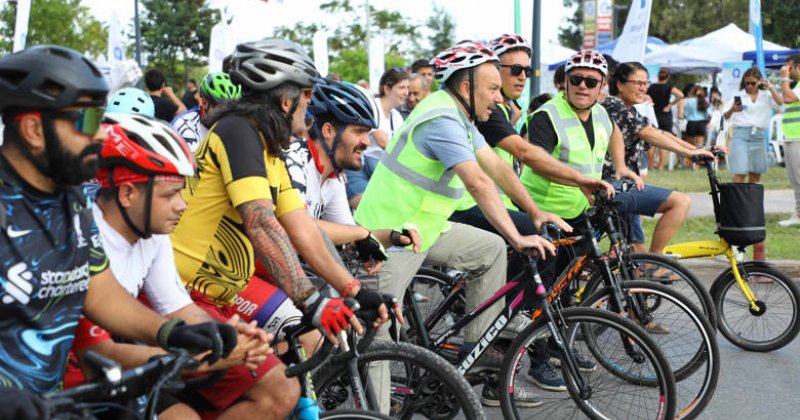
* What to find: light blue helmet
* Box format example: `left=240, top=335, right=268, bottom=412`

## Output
left=106, top=87, right=155, bottom=117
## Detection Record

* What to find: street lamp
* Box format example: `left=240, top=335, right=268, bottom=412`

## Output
left=134, top=0, right=142, bottom=67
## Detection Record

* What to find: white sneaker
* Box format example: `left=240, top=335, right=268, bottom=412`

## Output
left=778, top=217, right=800, bottom=227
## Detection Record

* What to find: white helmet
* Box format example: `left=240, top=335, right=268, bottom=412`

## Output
left=488, top=34, right=532, bottom=57
left=565, top=50, right=608, bottom=77
left=431, top=41, right=499, bottom=84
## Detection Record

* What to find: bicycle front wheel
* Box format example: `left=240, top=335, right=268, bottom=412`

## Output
left=320, top=409, right=396, bottom=419
left=499, top=307, right=676, bottom=420
left=711, top=263, right=800, bottom=352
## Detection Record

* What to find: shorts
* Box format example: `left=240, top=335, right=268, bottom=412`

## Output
left=610, top=179, right=672, bottom=217
left=685, top=120, right=707, bottom=137
left=188, top=289, right=283, bottom=414
left=728, top=126, right=768, bottom=175
left=624, top=213, right=646, bottom=244
left=235, top=276, right=302, bottom=341
left=344, top=155, right=379, bottom=200
left=655, top=113, right=673, bottom=133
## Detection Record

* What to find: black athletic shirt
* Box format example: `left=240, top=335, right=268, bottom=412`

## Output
left=647, top=83, right=673, bottom=115
left=526, top=110, right=596, bottom=153
left=476, top=102, right=519, bottom=147
left=0, top=154, right=108, bottom=392
left=151, top=94, right=179, bottom=123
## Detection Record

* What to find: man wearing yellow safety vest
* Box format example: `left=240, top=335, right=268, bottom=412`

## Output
left=354, top=41, right=563, bottom=409
left=779, top=55, right=800, bottom=227
left=448, top=35, right=615, bottom=394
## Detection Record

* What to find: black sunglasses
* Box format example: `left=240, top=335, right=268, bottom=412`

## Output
left=568, top=74, right=601, bottom=88
left=500, top=64, right=532, bottom=77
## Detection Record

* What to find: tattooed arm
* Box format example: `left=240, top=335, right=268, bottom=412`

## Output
left=237, top=198, right=316, bottom=304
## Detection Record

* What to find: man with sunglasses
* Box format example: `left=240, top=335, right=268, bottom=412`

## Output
left=0, top=45, right=238, bottom=419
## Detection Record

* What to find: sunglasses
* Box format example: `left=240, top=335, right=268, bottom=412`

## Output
left=14, top=107, right=106, bottom=136
left=500, top=64, right=533, bottom=77
left=626, top=80, right=650, bottom=88
left=744, top=81, right=760, bottom=86
left=568, top=74, right=601, bottom=88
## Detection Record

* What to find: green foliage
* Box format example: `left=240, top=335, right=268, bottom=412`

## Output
left=138, top=0, right=221, bottom=89
left=425, top=4, right=457, bottom=59
left=0, top=0, right=107, bottom=57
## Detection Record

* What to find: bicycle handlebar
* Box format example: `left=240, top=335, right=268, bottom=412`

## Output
left=691, top=148, right=726, bottom=164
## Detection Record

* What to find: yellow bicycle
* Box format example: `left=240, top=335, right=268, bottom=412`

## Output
left=663, top=152, right=800, bottom=352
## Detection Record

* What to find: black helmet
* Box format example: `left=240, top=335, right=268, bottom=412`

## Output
left=229, top=38, right=321, bottom=94
left=0, top=45, right=109, bottom=113
left=307, top=80, right=379, bottom=129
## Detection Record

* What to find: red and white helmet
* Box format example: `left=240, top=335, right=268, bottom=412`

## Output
left=565, top=50, right=608, bottom=77
left=488, top=34, right=532, bottom=57
left=96, top=113, right=195, bottom=188
left=431, top=41, right=499, bottom=83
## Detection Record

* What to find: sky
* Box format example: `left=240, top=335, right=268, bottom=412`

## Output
left=82, top=0, right=576, bottom=51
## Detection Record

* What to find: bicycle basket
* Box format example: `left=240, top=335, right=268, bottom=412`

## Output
left=717, top=182, right=765, bottom=246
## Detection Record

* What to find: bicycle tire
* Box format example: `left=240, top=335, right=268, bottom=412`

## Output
left=404, top=268, right=464, bottom=344
left=583, top=253, right=717, bottom=330
left=314, top=340, right=486, bottom=420
left=320, top=409, right=396, bottom=419
left=711, top=262, right=800, bottom=352
left=498, top=307, right=676, bottom=420
left=581, top=281, right=720, bottom=419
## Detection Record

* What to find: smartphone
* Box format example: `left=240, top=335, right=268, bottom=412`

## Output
left=734, top=96, right=742, bottom=106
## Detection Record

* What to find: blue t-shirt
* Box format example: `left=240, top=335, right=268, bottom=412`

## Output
left=683, top=97, right=709, bottom=122
left=414, top=111, right=488, bottom=170
left=0, top=155, right=108, bottom=392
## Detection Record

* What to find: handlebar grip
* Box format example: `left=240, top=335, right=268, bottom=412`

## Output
left=284, top=339, right=335, bottom=378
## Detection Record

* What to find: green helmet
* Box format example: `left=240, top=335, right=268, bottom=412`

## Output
left=199, top=71, right=241, bottom=103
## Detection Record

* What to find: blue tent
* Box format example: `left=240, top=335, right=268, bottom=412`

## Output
left=743, top=49, right=800, bottom=67
left=548, top=37, right=668, bottom=70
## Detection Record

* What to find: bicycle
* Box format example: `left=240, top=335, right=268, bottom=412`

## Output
left=404, top=244, right=677, bottom=419
left=278, top=298, right=485, bottom=420
left=663, top=151, right=800, bottom=352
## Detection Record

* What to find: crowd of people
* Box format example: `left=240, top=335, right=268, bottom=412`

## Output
left=1, top=29, right=799, bottom=420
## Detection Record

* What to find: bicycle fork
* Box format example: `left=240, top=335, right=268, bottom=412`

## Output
left=725, top=250, right=764, bottom=314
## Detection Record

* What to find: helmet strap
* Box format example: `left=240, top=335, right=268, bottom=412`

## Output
left=112, top=170, right=155, bottom=239
left=447, top=68, right=478, bottom=122
left=317, top=123, right=348, bottom=175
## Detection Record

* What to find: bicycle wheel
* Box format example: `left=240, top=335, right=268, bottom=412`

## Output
left=404, top=268, right=464, bottom=344
left=582, top=281, right=719, bottom=419
left=711, top=262, right=800, bottom=352
left=498, top=307, right=676, bottom=420
left=320, top=409, right=395, bottom=419
left=314, top=340, right=486, bottom=420
left=583, top=253, right=716, bottom=330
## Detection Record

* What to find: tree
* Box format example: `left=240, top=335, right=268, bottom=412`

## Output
left=137, top=0, right=221, bottom=89
left=273, top=0, right=421, bottom=82
left=0, top=0, right=107, bottom=57
left=425, top=4, right=457, bottom=59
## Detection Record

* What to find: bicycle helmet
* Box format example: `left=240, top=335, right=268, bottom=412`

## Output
left=230, top=38, right=321, bottom=93
left=307, top=80, right=378, bottom=129
left=488, top=34, right=532, bottom=57
left=565, top=50, right=608, bottom=77
left=199, top=71, right=241, bottom=103
left=431, top=41, right=499, bottom=84
left=106, top=88, right=155, bottom=117
left=0, top=45, right=108, bottom=113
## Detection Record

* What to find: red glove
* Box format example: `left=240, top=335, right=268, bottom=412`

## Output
left=301, top=292, right=355, bottom=336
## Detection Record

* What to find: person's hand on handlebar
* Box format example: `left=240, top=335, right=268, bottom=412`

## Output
left=686, top=148, right=715, bottom=161
left=614, top=168, right=644, bottom=191
left=346, top=282, right=404, bottom=329
left=158, top=319, right=238, bottom=365
left=0, top=387, right=48, bottom=420
left=512, top=234, right=556, bottom=259
left=300, top=292, right=362, bottom=344
left=531, top=210, right=572, bottom=234
left=578, top=176, right=615, bottom=204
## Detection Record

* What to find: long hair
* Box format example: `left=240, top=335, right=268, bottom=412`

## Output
left=208, top=83, right=300, bottom=155
left=693, top=85, right=709, bottom=112
left=739, top=67, right=763, bottom=91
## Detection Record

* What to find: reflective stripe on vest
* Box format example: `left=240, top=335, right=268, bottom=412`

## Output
left=354, top=90, right=472, bottom=252
left=783, top=101, right=800, bottom=139
left=520, top=95, right=612, bottom=219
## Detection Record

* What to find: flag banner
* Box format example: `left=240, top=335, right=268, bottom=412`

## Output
left=108, top=12, right=124, bottom=64
left=13, top=0, right=31, bottom=52
left=312, top=31, right=329, bottom=78
left=368, top=36, right=385, bottom=96
left=208, top=22, right=237, bottom=73
left=596, top=0, right=613, bottom=47
left=612, top=0, right=653, bottom=62
left=749, top=0, right=766, bottom=77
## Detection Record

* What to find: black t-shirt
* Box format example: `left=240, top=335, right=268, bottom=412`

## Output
left=646, top=82, right=672, bottom=115
left=151, top=94, right=178, bottom=123
left=181, top=90, right=199, bottom=110
left=527, top=111, right=595, bottom=153
left=476, top=102, right=520, bottom=147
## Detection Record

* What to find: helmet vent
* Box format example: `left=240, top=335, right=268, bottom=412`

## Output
left=34, top=79, right=65, bottom=100
left=0, top=69, right=28, bottom=87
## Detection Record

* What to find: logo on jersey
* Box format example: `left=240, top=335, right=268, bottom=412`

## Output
left=234, top=295, right=259, bottom=319
left=73, top=214, right=88, bottom=248
left=3, top=262, right=35, bottom=304
left=6, top=226, right=32, bottom=239
left=39, top=263, right=90, bottom=299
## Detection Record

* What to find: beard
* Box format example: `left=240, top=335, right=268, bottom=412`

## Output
left=42, top=120, right=103, bottom=186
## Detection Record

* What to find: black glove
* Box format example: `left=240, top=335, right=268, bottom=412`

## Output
left=157, top=319, right=237, bottom=365
left=354, top=287, right=385, bottom=313
left=354, top=231, right=387, bottom=262
left=300, top=292, right=357, bottom=336
left=389, top=228, right=413, bottom=247
left=0, top=387, right=48, bottom=420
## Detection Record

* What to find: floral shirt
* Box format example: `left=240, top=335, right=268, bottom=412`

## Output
left=601, top=96, right=650, bottom=179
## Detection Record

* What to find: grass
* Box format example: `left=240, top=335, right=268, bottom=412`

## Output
left=643, top=165, right=791, bottom=192
left=640, top=213, right=799, bottom=260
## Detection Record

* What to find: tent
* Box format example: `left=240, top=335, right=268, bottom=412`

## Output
left=743, top=49, right=800, bottom=67
left=644, top=23, right=788, bottom=73
left=547, top=37, right=667, bottom=70
left=540, top=43, right=576, bottom=67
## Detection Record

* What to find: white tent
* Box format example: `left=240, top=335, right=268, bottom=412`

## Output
left=540, top=43, right=576, bottom=66
left=644, top=23, right=788, bottom=73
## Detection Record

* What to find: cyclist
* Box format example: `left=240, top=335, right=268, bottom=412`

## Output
left=107, top=87, right=156, bottom=117
left=0, top=45, right=235, bottom=417
left=64, top=114, right=287, bottom=419
left=283, top=79, right=419, bottom=270
left=169, top=39, right=393, bottom=361
left=354, top=41, right=557, bottom=410
left=172, top=71, right=241, bottom=151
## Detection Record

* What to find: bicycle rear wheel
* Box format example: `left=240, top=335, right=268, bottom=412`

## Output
left=582, top=281, right=719, bottom=419
left=320, top=409, right=395, bottom=419
left=499, top=307, right=676, bottom=420
left=711, top=263, right=800, bottom=352
left=314, top=340, right=486, bottom=420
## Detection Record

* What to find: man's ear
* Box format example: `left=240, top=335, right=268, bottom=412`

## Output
left=321, top=121, right=336, bottom=142
left=280, top=94, right=293, bottom=113
left=116, top=182, right=139, bottom=208
left=16, top=114, right=46, bottom=152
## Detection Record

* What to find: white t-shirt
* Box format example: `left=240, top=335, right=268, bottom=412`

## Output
left=92, top=205, right=193, bottom=315
left=283, top=139, right=355, bottom=225
left=171, top=106, right=208, bottom=152
left=724, top=89, right=780, bottom=129
left=364, top=104, right=403, bottom=160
